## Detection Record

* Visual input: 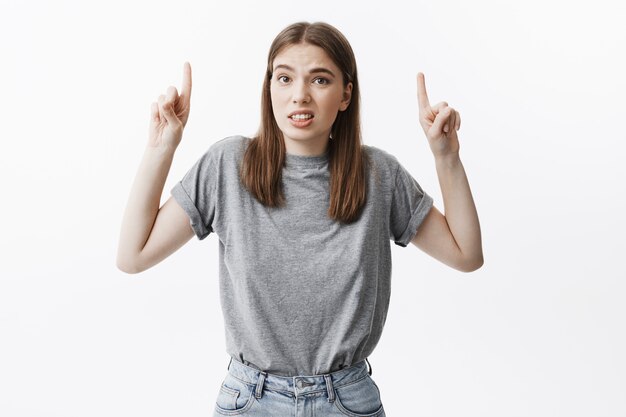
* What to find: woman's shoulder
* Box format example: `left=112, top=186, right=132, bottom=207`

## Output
left=195, top=135, right=251, bottom=165
left=207, top=134, right=251, bottom=155
left=185, top=135, right=251, bottom=173
left=362, top=143, right=401, bottom=173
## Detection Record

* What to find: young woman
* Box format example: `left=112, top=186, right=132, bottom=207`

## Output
left=117, top=21, right=482, bottom=417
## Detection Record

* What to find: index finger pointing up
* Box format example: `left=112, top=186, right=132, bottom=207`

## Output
left=180, top=61, right=192, bottom=104
left=417, top=72, right=431, bottom=111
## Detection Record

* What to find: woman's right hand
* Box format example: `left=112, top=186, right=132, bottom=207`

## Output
left=147, top=61, right=192, bottom=151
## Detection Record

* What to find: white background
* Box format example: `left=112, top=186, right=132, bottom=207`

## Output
left=1, top=0, right=624, bottom=416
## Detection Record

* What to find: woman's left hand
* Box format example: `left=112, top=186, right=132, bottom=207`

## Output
left=416, top=72, right=461, bottom=158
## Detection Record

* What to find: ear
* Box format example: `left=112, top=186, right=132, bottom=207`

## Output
left=339, top=82, right=353, bottom=112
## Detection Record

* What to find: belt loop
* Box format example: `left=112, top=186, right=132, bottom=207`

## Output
left=365, top=357, right=372, bottom=376
left=324, top=374, right=335, bottom=403
left=254, top=371, right=267, bottom=399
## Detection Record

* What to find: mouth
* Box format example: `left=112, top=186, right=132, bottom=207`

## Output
left=288, top=112, right=315, bottom=128
left=288, top=111, right=315, bottom=121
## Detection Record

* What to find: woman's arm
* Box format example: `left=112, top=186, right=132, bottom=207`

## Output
left=411, top=155, right=483, bottom=272
left=116, top=62, right=195, bottom=274
left=116, top=147, right=194, bottom=274
left=410, top=72, right=483, bottom=272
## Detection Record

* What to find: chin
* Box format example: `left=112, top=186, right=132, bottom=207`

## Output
left=283, top=129, right=317, bottom=141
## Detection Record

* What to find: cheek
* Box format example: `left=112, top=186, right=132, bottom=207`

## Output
left=321, top=98, right=342, bottom=116
left=271, top=92, right=287, bottom=114
left=326, top=92, right=344, bottom=109
left=270, top=84, right=285, bottom=99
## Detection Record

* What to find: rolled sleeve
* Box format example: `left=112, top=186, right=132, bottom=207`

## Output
left=394, top=191, right=433, bottom=247
left=390, top=161, right=434, bottom=247
left=171, top=181, right=212, bottom=240
left=169, top=145, right=218, bottom=241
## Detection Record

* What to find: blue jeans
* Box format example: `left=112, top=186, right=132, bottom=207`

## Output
left=212, top=356, right=386, bottom=417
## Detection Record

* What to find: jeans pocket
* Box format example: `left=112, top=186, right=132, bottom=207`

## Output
left=333, top=374, right=385, bottom=417
left=214, top=373, right=255, bottom=416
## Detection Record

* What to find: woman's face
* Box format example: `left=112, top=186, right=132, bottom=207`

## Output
left=270, top=42, right=352, bottom=156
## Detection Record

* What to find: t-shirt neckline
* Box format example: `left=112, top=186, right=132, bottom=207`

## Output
left=285, top=150, right=329, bottom=168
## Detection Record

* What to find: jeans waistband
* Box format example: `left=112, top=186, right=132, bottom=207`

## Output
left=225, top=356, right=373, bottom=401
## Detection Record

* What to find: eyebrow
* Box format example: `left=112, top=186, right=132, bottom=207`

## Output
left=273, top=64, right=336, bottom=78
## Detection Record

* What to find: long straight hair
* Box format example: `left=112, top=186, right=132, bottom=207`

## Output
left=239, top=21, right=369, bottom=224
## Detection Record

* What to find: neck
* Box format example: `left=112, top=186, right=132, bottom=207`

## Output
left=283, top=135, right=330, bottom=156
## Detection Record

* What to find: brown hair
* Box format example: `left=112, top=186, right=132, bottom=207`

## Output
left=239, top=21, right=369, bottom=224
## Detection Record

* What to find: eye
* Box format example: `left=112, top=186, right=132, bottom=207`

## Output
left=314, top=77, right=329, bottom=85
left=277, top=75, right=290, bottom=83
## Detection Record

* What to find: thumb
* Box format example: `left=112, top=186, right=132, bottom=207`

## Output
left=159, top=101, right=181, bottom=126
left=432, top=107, right=451, bottom=134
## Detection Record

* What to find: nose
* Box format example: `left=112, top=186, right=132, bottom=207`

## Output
left=292, top=79, right=310, bottom=103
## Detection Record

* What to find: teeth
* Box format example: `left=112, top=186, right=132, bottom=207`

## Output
left=291, top=114, right=313, bottom=120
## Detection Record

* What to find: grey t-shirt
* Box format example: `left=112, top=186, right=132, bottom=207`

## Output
left=171, top=135, right=433, bottom=376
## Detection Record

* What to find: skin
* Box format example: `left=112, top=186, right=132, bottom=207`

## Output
left=270, top=43, right=352, bottom=156
left=116, top=62, right=195, bottom=273
left=415, top=72, right=460, bottom=158
left=409, top=72, right=483, bottom=272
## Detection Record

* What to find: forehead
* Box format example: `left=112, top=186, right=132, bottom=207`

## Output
left=273, top=43, right=337, bottom=71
